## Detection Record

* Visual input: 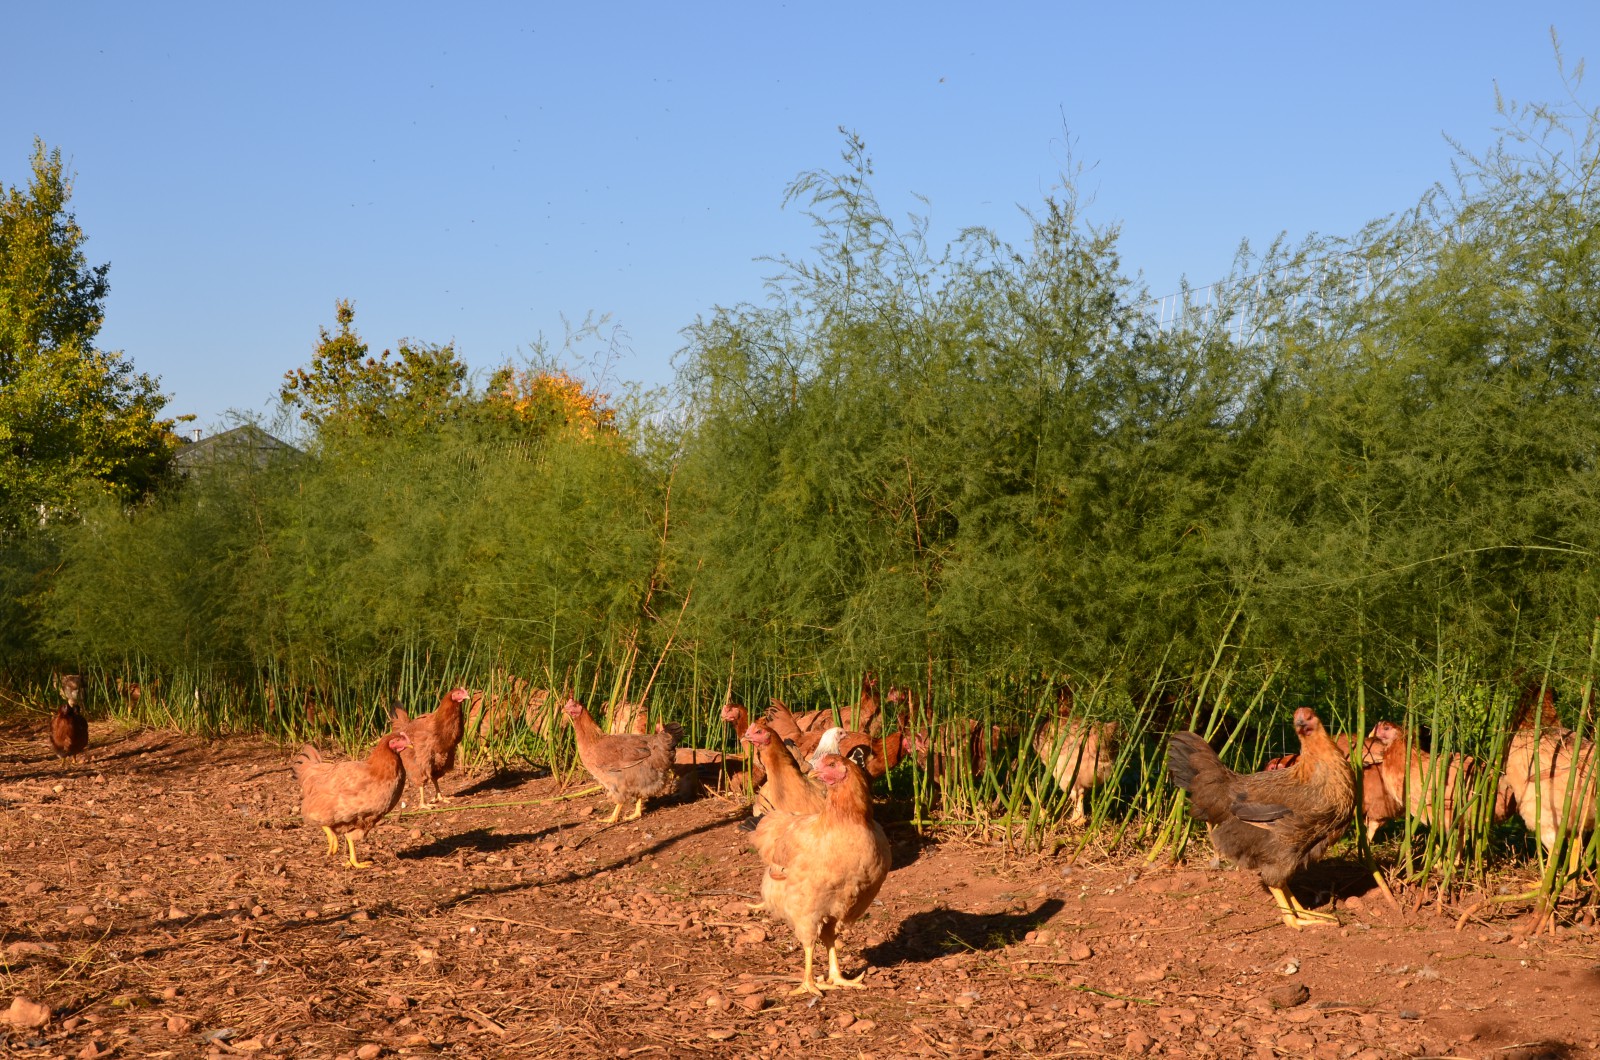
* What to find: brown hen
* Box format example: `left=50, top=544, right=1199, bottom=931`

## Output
left=291, top=732, right=411, bottom=868
left=390, top=687, right=469, bottom=809
left=562, top=697, right=681, bottom=823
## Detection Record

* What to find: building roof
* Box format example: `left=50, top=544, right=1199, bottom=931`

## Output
left=172, top=424, right=302, bottom=474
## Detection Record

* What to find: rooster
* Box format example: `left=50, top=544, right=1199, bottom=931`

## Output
left=749, top=753, right=892, bottom=995
left=389, top=687, right=469, bottom=809
left=1167, top=707, right=1356, bottom=929
left=562, top=697, right=681, bottom=823
left=291, top=732, right=411, bottom=868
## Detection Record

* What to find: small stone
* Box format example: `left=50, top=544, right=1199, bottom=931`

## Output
left=707, top=1029, right=736, bottom=1041
left=4, top=997, right=51, bottom=1028
left=66, top=905, right=92, bottom=917
left=835, top=1013, right=856, bottom=1029
left=1269, top=984, right=1310, bottom=1009
left=78, top=1044, right=104, bottom=1060
left=1069, top=942, right=1093, bottom=961
left=166, top=905, right=187, bottom=920
left=162, top=987, right=179, bottom=1000
left=1124, top=1029, right=1153, bottom=1054
left=167, top=1016, right=194, bottom=1034
left=738, top=993, right=766, bottom=1013
left=356, top=1045, right=383, bottom=1059
left=851, top=1019, right=877, bottom=1034
left=64, top=1016, right=83, bottom=1031
left=705, top=994, right=731, bottom=1012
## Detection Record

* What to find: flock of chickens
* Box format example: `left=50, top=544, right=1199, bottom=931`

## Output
left=41, top=672, right=1600, bottom=993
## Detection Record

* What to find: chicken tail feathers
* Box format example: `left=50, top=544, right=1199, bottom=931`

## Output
left=1167, top=731, right=1242, bottom=823
left=1166, top=731, right=1217, bottom=791
left=289, top=744, right=323, bottom=782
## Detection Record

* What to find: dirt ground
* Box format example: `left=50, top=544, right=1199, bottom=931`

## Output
left=2, top=718, right=1598, bottom=1060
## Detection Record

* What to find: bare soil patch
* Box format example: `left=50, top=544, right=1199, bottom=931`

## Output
left=3, top=717, right=1597, bottom=1059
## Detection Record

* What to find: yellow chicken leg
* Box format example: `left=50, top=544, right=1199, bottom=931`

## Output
left=790, top=941, right=834, bottom=996
left=1287, top=892, right=1336, bottom=920
left=345, top=834, right=373, bottom=869
left=603, top=802, right=623, bottom=824
left=1270, top=886, right=1334, bottom=929
left=624, top=797, right=645, bottom=821
left=826, top=945, right=867, bottom=988
left=322, top=826, right=339, bottom=856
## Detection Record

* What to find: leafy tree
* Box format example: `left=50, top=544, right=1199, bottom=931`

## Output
left=0, top=140, right=178, bottom=535
left=279, top=299, right=468, bottom=435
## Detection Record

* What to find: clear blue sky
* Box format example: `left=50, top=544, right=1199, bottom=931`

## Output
left=5, top=4, right=1598, bottom=432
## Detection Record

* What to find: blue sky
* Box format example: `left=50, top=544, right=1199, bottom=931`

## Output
left=5, top=5, right=1598, bottom=432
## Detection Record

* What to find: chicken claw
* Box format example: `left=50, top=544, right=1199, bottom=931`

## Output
left=826, top=946, right=867, bottom=988
left=602, top=803, right=623, bottom=825
left=322, top=826, right=340, bottom=857
left=789, top=942, right=834, bottom=996
left=1270, top=886, right=1335, bottom=928
left=345, top=834, right=374, bottom=869
left=624, top=797, right=646, bottom=821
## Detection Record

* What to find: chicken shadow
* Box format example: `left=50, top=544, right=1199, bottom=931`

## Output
left=424, top=813, right=745, bottom=915
left=864, top=898, right=1066, bottom=966
left=451, top=767, right=550, bottom=798
left=882, top=824, right=931, bottom=871
left=397, top=824, right=572, bottom=860
left=1288, top=856, right=1396, bottom=908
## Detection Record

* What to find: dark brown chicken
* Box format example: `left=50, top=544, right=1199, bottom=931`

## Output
left=562, top=697, right=682, bottom=823
left=749, top=753, right=892, bottom=995
left=1267, top=732, right=1399, bottom=842
left=291, top=732, right=412, bottom=868
left=1167, top=707, right=1356, bottom=929
left=390, top=687, right=469, bottom=809
left=849, top=672, right=884, bottom=736
left=49, top=704, right=89, bottom=765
